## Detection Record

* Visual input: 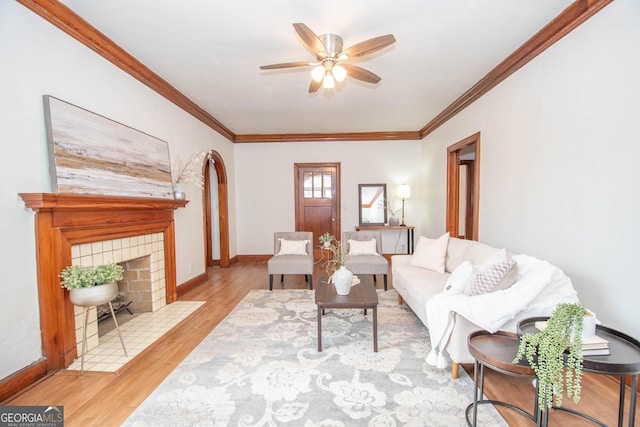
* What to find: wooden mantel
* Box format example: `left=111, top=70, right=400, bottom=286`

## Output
left=19, top=193, right=187, bottom=374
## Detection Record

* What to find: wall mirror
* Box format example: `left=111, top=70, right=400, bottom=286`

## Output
left=358, top=184, right=387, bottom=226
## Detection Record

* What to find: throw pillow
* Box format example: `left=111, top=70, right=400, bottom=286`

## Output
left=410, top=232, right=450, bottom=273
left=442, top=261, right=475, bottom=295
left=465, top=250, right=516, bottom=296
left=348, top=239, right=378, bottom=256
left=491, top=261, right=519, bottom=292
left=276, top=239, right=308, bottom=256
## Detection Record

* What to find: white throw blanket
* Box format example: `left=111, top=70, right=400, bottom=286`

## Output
left=425, top=254, right=579, bottom=369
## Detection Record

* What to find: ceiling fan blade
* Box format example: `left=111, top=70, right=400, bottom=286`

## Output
left=341, top=34, right=396, bottom=59
left=308, top=79, right=322, bottom=93
left=260, top=61, right=316, bottom=70
left=344, top=64, right=382, bottom=84
left=293, top=23, right=327, bottom=57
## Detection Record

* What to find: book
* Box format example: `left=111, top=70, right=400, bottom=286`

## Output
left=534, top=321, right=609, bottom=350
left=582, top=347, right=610, bottom=356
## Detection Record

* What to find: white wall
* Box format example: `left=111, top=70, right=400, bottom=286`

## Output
left=421, top=0, right=640, bottom=339
left=234, top=140, right=422, bottom=255
left=0, top=1, right=235, bottom=380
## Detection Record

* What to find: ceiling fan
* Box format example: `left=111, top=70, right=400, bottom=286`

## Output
left=260, top=23, right=396, bottom=93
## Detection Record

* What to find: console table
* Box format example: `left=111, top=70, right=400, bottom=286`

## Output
left=355, top=225, right=415, bottom=254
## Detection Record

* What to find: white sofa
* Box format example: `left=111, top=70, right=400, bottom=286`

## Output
left=392, top=236, right=579, bottom=378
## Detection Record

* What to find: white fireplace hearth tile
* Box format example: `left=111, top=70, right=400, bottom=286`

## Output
left=66, top=301, right=204, bottom=373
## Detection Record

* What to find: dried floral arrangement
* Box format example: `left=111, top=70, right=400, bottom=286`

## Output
left=172, top=150, right=213, bottom=189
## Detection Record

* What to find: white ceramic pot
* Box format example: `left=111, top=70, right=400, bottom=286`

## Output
left=68, top=282, right=118, bottom=307
left=388, top=216, right=400, bottom=226
left=582, top=311, right=597, bottom=339
left=173, top=183, right=186, bottom=200
left=332, top=266, right=353, bottom=295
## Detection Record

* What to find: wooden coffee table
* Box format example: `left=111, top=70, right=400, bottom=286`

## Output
left=315, top=278, right=379, bottom=352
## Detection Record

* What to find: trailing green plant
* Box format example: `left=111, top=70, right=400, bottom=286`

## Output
left=321, top=240, right=349, bottom=276
left=513, top=302, right=586, bottom=410
left=60, top=264, right=124, bottom=289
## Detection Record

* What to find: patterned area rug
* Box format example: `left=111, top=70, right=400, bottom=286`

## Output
left=124, top=288, right=507, bottom=426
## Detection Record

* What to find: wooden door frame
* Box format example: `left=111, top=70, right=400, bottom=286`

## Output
left=447, top=133, right=480, bottom=240
left=203, top=150, right=230, bottom=268
left=294, top=162, right=341, bottom=252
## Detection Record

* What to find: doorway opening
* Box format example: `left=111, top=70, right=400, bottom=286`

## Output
left=447, top=133, right=480, bottom=240
left=204, top=150, right=230, bottom=268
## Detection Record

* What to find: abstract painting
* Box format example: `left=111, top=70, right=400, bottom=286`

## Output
left=44, top=95, right=173, bottom=199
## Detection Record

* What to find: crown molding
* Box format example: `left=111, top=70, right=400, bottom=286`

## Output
left=419, top=0, right=613, bottom=138
left=234, top=131, right=421, bottom=143
left=17, top=0, right=236, bottom=142
left=18, top=0, right=612, bottom=143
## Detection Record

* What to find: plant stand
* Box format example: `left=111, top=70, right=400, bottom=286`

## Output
left=69, top=282, right=128, bottom=375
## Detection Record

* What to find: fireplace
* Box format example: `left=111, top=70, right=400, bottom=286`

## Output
left=70, top=238, right=165, bottom=353
left=20, top=193, right=187, bottom=372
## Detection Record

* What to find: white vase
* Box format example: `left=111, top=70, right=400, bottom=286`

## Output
left=388, top=216, right=400, bottom=226
left=173, top=183, right=186, bottom=200
left=68, top=282, right=118, bottom=307
left=332, top=266, right=353, bottom=295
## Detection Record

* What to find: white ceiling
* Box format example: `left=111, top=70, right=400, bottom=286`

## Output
left=59, top=0, right=573, bottom=136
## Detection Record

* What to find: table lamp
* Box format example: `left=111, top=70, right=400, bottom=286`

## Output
left=397, top=184, right=411, bottom=226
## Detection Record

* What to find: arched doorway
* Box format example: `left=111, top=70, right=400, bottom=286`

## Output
left=203, top=150, right=230, bottom=267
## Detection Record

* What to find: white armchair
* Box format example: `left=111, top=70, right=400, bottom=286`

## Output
left=342, top=231, right=388, bottom=290
left=267, top=232, right=314, bottom=290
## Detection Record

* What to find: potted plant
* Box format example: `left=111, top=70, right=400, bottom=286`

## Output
left=319, top=232, right=334, bottom=248
left=60, top=264, right=124, bottom=306
left=321, top=240, right=352, bottom=295
left=513, top=302, right=586, bottom=410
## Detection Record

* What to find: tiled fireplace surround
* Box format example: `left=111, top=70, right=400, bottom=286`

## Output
left=71, top=234, right=165, bottom=353
left=20, top=193, right=187, bottom=373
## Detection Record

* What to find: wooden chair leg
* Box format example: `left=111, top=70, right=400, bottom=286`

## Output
left=269, top=274, right=273, bottom=291
left=373, top=275, right=377, bottom=283
left=280, top=274, right=284, bottom=283
left=398, top=294, right=403, bottom=304
left=308, top=274, right=313, bottom=290
left=383, top=275, right=388, bottom=291
left=451, top=361, right=460, bottom=379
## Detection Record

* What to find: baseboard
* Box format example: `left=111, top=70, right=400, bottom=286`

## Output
left=236, top=254, right=270, bottom=262
left=176, top=272, right=208, bottom=297
left=0, top=359, right=48, bottom=403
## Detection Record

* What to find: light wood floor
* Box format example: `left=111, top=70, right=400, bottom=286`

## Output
left=4, top=262, right=638, bottom=426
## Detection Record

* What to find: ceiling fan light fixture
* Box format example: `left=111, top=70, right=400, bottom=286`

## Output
left=332, top=65, right=347, bottom=82
left=311, top=65, right=325, bottom=82
left=322, top=73, right=335, bottom=89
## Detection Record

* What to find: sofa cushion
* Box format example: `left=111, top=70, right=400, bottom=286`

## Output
left=394, top=264, right=449, bottom=313
left=410, top=233, right=449, bottom=273
left=445, top=237, right=501, bottom=273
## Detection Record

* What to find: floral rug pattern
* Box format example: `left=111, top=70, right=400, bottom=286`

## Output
left=124, top=289, right=507, bottom=426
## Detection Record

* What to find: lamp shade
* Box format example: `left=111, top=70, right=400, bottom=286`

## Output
left=397, top=184, right=411, bottom=199
left=311, top=65, right=325, bottom=82
left=322, top=73, right=335, bottom=89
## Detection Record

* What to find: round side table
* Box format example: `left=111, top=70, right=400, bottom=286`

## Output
left=519, top=316, right=640, bottom=427
left=466, top=330, right=544, bottom=427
